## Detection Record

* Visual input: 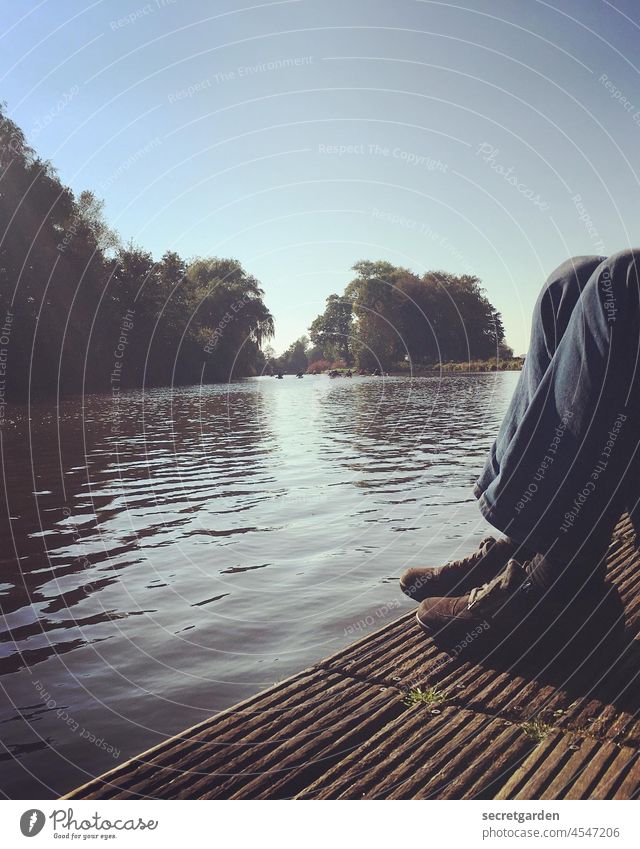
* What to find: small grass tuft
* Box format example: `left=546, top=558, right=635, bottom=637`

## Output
left=520, top=718, right=552, bottom=742
left=402, top=685, right=448, bottom=708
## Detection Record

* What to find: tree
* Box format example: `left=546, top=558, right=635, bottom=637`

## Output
left=308, top=295, right=353, bottom=363
left=186, top=257, right=274, bottom=381
left=277, top=336, right=309, bottom=372
left=0, top=103, right=276, bottom=398
left=419, top=272, right=504, bottom=361
left=346, top=261, right=406, bottom=370
left=498, top=340, right=514, bottom=360
left=1, top=102, right=79, bottom=395
left=74, top=191, right=119, bottom=255
left=343, top=260, right=506, bottom=369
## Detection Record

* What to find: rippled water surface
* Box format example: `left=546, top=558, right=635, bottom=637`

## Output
left=0, top=372, right=519, bottom=797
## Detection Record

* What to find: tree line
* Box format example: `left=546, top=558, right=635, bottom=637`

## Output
left=273, top=260, right=510, bottom=374
left=0, top=103, right=273, bottom=401
left=1, top=103, right=509, bottom=398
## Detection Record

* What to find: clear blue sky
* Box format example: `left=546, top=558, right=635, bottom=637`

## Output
left=3, top=0, right=640, bottom=354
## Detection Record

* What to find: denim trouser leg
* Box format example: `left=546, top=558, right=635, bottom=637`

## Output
left=475, top=250, right=640, bottom=566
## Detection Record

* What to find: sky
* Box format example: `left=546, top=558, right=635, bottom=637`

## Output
left=3, top=0, right=640, bottom=355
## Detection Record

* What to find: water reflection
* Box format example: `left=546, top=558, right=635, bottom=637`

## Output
left=0, top=373, right=518, bottom=797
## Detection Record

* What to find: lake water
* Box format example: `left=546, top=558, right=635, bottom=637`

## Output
left=0, top=372, right=519, bottom=798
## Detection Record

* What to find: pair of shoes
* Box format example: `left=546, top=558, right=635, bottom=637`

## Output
left=399, top=536, right=517, bottom=602
left=404, top=544, right=611, bottom=643
left=415, top=557, right=540, bottom=638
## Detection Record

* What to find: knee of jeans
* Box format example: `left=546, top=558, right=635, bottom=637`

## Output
left=543, top=255, right=604, bottom=299
left=535, top=255, right=603, bottom=327
left=604, top=248, right=640, bottom=282
left=596, top=249, right=640, bottom=310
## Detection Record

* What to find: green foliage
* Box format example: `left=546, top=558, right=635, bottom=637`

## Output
left=427, top=357, right=524, bottom=373
left=402, top=685, right=448, bottom=708
left=308, top=261, right=507, bottom=372
left=346, top=262, right=408, bottom=370
left=273, top=336, right=309, bottom=373
left=521, top=718, right=552, bottom=742
left=0, top=104, right=274, bottom=398
left=498, top=341, right=514, bottom=360
left=308, top=294, right=353, bottom=364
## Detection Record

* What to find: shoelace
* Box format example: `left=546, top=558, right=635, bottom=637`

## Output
left=467, top=558, right=531, bottom=609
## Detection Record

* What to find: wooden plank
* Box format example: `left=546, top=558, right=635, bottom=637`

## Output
left=300, top=707, right=534, bottom=800
left=498, top=731, right=640, bottom=801
left=66, top=669, right=336, bottom=799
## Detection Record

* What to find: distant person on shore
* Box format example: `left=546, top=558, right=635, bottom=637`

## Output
left=401, top=251, right=639, bottom=641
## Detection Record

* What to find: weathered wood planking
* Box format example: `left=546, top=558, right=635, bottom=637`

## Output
left=65, top=516, right=640, bottom=799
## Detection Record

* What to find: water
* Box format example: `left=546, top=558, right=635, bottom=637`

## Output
left=0, top=372, right=519, bottom=798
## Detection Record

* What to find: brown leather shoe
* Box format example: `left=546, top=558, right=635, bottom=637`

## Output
left=399, top=536, right=516, bottom=602
left=415, top=558, right=541, bottom=638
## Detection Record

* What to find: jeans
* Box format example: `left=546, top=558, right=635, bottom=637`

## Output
left=475, top=250, right=640, bottom=572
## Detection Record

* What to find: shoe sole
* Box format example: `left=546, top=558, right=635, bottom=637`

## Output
left=416, top=609, right=500, bottom=641
left=414, top=610, right=483, bottom=637
left=415, top=609, right=436, bottom=635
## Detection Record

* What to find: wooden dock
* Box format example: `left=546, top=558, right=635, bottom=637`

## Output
left=66, top=516, right=640, bottom=800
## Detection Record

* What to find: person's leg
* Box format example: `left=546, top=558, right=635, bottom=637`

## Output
left=401, top=255, right=607, bottom=603
left=402, top=250, right=640, bottom=617
left=475, top=249, right=640, bottom=591
left=413, top=251, right=640, bottom=639
left=476, top=254, right=604, bottom=503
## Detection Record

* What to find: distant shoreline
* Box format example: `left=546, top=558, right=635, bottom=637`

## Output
left=387, top=358, right=524, bottom=375
left=305, top=359, right=524, bottom=377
